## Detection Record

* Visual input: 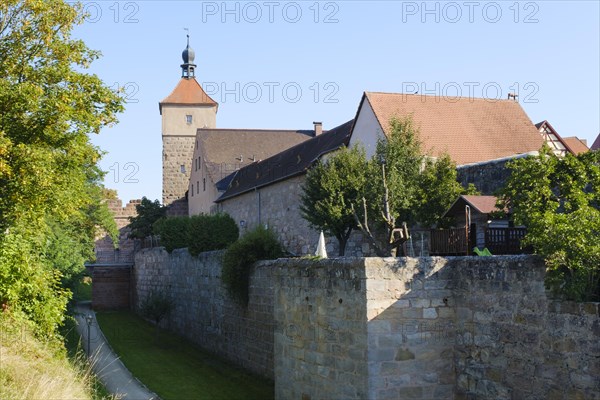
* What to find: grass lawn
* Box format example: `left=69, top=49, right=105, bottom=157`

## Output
left=95, top=311, right=274, bottom=400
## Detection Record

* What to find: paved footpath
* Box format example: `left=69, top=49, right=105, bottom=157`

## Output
left=74, top=302, right=159, bottom=400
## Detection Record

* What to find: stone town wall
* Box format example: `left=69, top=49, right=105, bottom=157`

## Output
left=451, top=257, right=599, bottom=399
left=132, top=248, right=274, bottom=379
left=132, top=251, right=599, bottom=399
left=217, top=175, right=374, bottom=257
left=94, top=198, right=140, bottom=264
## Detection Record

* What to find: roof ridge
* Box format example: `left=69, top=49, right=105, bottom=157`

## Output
left=366, top=91, right=517, bottom=103
left=197, top=128, right=317, bottom=134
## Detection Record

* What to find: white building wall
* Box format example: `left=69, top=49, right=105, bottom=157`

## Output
left=348, top=100, right=385, bottom=159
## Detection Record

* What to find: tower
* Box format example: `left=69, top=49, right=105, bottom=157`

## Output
left=159, top=36, right=218, bottom=214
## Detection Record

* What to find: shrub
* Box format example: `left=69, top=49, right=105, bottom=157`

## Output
left=188, top=214, right=239, bottom=257
left=139, top=290, right=173, bottom=342
left=222, top=226, right=284, bottom=305
left=153, top=217, right=190, bottom=253
left=140, top=290, right=172, bottom=325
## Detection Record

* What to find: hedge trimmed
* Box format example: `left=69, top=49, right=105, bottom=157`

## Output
left=152, top=213, right=239, bottom=255
left=153, top=216, right=190, bottom=253
left=188, top=214, right=239, bottom=256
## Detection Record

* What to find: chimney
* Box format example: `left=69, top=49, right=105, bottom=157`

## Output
left=507, top=93, right=518, bottom=101
left=313, top=121, right=323, bottom=136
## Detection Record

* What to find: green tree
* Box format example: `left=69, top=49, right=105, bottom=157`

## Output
left=128, top=197, right=166, bottom=239
left=300, top=146, right=368, bottom=255
left=499, top=145, right=600, bottom=301
left=0, top=0, right=124, bottom=336
left=354, top=116, right=471, bottom=255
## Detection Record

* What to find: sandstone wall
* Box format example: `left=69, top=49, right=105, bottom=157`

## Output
left=132, top=248, right=274, bottom=379
left=162, top=135, right=195, bottom=214
left=131, top=251, right=599, bottom=399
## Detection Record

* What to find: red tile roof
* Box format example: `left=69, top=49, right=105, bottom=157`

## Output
left=444, top=195, right=502, bottom=217
left=159, top=78, right=217, bottom=113
left=562, top=137, right=589, bottom=155
left=364, top=92, right=544, bottom=165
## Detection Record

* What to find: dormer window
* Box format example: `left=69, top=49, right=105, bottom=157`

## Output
left=186, top=115, right=193, bottom=124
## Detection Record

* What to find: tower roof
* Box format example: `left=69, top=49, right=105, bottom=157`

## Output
left=180, top=34, right=197, bottom=78
left=159, top=78, right=218, bottom=114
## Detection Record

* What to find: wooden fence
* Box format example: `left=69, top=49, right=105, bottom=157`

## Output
left=408, top=227, right=529, bottom=256
left=485, top=227, right=531, bottom=255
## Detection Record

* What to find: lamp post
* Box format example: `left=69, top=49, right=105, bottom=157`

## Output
left=85, top=314, right=93, bottom=357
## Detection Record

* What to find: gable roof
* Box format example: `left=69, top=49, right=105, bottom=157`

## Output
left=535, top=120, right=576, bottom=156
left=197, top=128, right=314, bottom=185
left=592, top=133, right=600, bottom=151
left=443, top=195, right=502, bottom=218
left=159, top=78, right=218, bottom=113
left=216, top=120, right=354, bottom=202
left=562, top=136, right=589, bottom=155
left=362, top=92, right=544, bottom=165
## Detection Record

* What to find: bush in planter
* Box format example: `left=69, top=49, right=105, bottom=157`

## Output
left=222, top=226, right=284, bottom=305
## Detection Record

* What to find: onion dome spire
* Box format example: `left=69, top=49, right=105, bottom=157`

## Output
left=181, top=34, right=196, bottom=78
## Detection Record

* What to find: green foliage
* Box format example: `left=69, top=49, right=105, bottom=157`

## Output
left=222, top=227, right=284, bottom=305
left=300, top=146, right=368, bottom=255
left=153, top=214, right=239, bottom=255
left=0, top=0, right=124, bottom=336
left=349, top=116, right=474, bottom=255
left=128, top=197, right=166, bottom=239
left=153, top=217, right=191, bottom=253
left=0, top=227, right=70, bottom=338
left=499, top=145, right=600, bottom=301
left=415, top=154, right=476, bottom=228
left=369, top=116, right=469, bottom=227
left=188, top=213, right=239, bottom=257
left=369, top=116, right=425, bottom=225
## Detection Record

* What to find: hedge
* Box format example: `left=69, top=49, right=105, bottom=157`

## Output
left=153, top=213, right=238, bottom=255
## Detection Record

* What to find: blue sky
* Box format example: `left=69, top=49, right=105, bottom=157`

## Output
left=75, top=1, right=600, bottom=203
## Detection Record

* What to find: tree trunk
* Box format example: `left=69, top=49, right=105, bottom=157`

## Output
left=338, top=237, right=346, bottom=256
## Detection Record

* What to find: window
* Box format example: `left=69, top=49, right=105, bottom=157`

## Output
left=203, top=178, right=206, bottom=191
left=186, top=115, right=193, bottom=124
left=196, top=181, right=199, bottom=194
left=195, top=158, right=197, bottom=171
left=198, top=156, right=201, bottom=170
left=191, top=184, right=194, bottom=196
left=180, top=164, right=186, bottom=173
